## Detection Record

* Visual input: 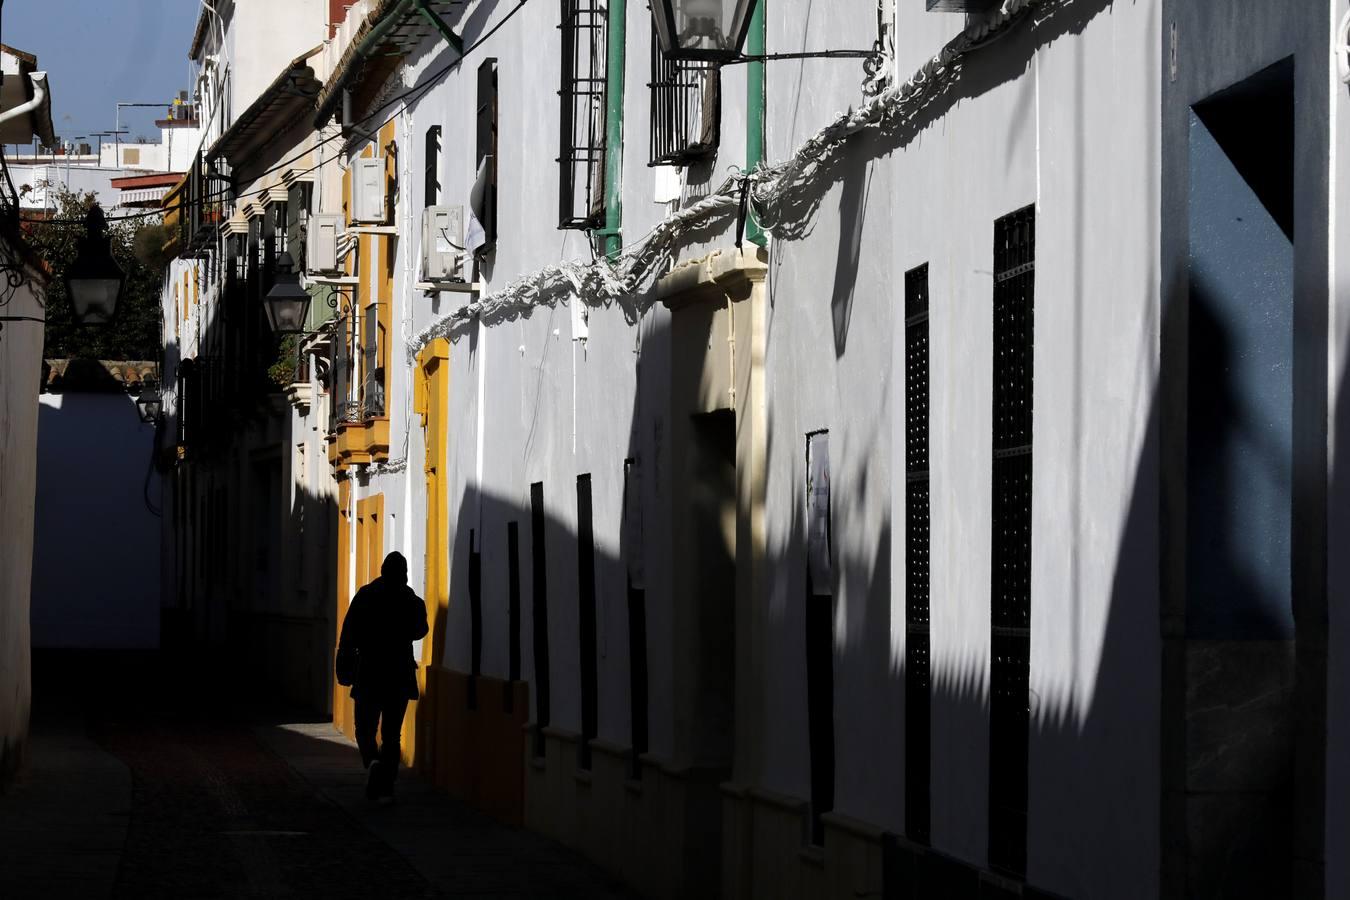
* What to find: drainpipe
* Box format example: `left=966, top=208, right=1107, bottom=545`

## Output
left=0, top=72, right=47, bottom=131
left=599, top=0, right=626, bottom=260
left=744, top=0, right=767, bottom=247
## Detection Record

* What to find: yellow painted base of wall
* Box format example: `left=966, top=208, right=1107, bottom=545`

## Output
left=416, top=665, right=528, bottom=825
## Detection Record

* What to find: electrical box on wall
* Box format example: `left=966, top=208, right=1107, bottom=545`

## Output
left=421, top=205, right=464, bottom=281
left=306, top=214, right=341, bottom=273
left=351, top=157, right=387, bottom=223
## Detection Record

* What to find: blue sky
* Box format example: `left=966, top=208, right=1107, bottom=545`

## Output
left=5, top=0, right=201, bottom=145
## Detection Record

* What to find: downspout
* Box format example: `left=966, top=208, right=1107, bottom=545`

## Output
left=745, top=0, right=766, bottom=246
left=744, top=0, right=767, bottom=247
left=600, top=0, right=626, bottom=259
left=0, top=72, right=47, bottom=131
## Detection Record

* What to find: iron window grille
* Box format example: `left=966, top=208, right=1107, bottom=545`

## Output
left=649, top=25, right=719, bottom=166
left=425, top=125, right=442, bottom=207
left=558, top=0, right=607, bottom=229
left=361, top=303, right=384, bottom=419
left=476, top=61, right=498, bottom=249
left=332, top=315, right=351, bottom=428
left=988, top=205, right=1034, bottom=878
left=904, top=262, right=931, bottom=846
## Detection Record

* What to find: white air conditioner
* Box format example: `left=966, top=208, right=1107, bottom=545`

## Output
left=306, top=213, right=341, bottom=273
left=351, top=157, right=387, bottom=223
left=421, top=206, right=464, bottom=282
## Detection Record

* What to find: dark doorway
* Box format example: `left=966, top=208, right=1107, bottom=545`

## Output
left=688, top=410, right=737, bottom=772
left=1187, top=57, right=1296, bottom=639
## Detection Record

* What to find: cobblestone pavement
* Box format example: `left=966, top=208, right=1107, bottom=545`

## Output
left=2, top=652, right=636, bottom=900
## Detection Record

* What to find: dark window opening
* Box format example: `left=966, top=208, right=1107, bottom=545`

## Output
left=360, top=303, right=383, bottom=419
left=468, top=528, right=482, bottom=710
left=508, top=521, right=522, bottom=683
left=624, top=458, right=649, bottom=780
left=805, top=429, right=834, bottom=846
left=988, top=205, right=1034, bottom=878
left=530, top=482, right=551, bottom=758
left=558, top=0, right=606, bottom=229
left=475, top=59, right=498, bottom=251
left=425, top=124, right=442, bottom=207
left=648, top=23, right=719, bottom=166
left=576, top=473, right=599, bottom=771
left=904, top=263, right=931, bottom=846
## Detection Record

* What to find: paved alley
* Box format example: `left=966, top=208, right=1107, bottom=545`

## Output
left=0, top=653, right=635, bottom=900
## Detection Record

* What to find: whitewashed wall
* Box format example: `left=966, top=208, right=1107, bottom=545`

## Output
left=0, top=274, right=44, bottom=785
left=354, top=0, right=1162, bottom=894
left=31, top=393, right=162, bottom=649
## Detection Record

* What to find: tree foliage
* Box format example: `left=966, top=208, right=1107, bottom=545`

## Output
left=26, top=188, right=167, bottom=360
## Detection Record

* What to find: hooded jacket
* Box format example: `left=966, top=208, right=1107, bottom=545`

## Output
left=338, top=574, right=429, bottom=700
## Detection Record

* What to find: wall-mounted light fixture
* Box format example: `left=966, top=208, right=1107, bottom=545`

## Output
left=652, top=0, right=876, bottom=65
left=66, top=204, right=125, bottom=326
left=264, top=251, right=312, bottom=334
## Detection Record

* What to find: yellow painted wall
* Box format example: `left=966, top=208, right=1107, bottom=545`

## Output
left=414, top=339, right=450, bottom=776
left=335, top=479, right=353, bottom=738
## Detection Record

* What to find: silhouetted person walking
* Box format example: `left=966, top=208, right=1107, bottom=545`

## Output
left=336, top=551, right=428, bottom=802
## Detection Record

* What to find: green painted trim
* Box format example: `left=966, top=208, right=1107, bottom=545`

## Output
left=745, top=0, right=766, bottom=247
left=413, top=0, right=465, bottom=54
left=602, top=0, right=626, bottom=260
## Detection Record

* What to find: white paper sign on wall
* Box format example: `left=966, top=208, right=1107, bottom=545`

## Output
left=807, top=431, right=831, bottom=596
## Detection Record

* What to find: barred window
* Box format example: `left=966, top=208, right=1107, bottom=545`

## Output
left=648, top=24, right=719, bottom=166
left=988, top=205, right=1034, bottom=878
left=904, top=263, right=931, bottom=846
left=361, top=303, right=384, bottom=419
left=558, top=0, right=606, bottom=229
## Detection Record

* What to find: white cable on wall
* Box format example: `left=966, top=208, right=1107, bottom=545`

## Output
left=402, top=0, right=1051, bottom=364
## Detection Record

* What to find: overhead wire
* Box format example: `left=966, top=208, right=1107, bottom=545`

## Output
left=35, top=0, right=535, bottom=227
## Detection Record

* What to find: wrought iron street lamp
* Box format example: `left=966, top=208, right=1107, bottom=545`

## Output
left=136, top=388, right=162, bottom=424
left=652, top=0, right=877, bottom=65
left=652, top=0, right=757, bottom=62
left=66, top=205, right=125, bottom=326
left=264, top=251, right=312, bottom=334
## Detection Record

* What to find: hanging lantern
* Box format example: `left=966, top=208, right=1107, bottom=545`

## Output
left=652, top=0, right=757, bottom=62
left=264, top=251, right=312, bottom=334
left=66, top=205, right=125, bottom=326
left=136, top=389, right=162, bottom=424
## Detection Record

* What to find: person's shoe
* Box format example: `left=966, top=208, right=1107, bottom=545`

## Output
left=366, top=760, right=383, bottom=801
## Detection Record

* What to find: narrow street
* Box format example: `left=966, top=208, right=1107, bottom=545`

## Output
left=0, top=653, right=634, bottom=900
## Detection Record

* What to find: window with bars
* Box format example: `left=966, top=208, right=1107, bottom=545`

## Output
left=904, top=263, right=931, bottom=846
left=361, top=303, right=384, bottom=419
left=988, top=205, right=1034, bottom=878
left=425, top=125, right=442, bottom=207
left=332, top=315, right=356, bottom=427
left=558, top=0, right=606, bottom=229
left=649, top=24, right=719, bottom=166
left=476, top=61, right=498, bottom=248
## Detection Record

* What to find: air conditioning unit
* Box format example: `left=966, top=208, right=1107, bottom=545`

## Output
left=351, top=157, right=387, bottom=223
left=421, top=206, right=464, bottom=281
left=306, top=213, right=341, bottom=273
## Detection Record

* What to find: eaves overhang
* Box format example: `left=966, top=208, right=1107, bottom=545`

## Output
left=208, top=46, right=324, bottom=168
left=313, top=0, right=462, bottom=127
